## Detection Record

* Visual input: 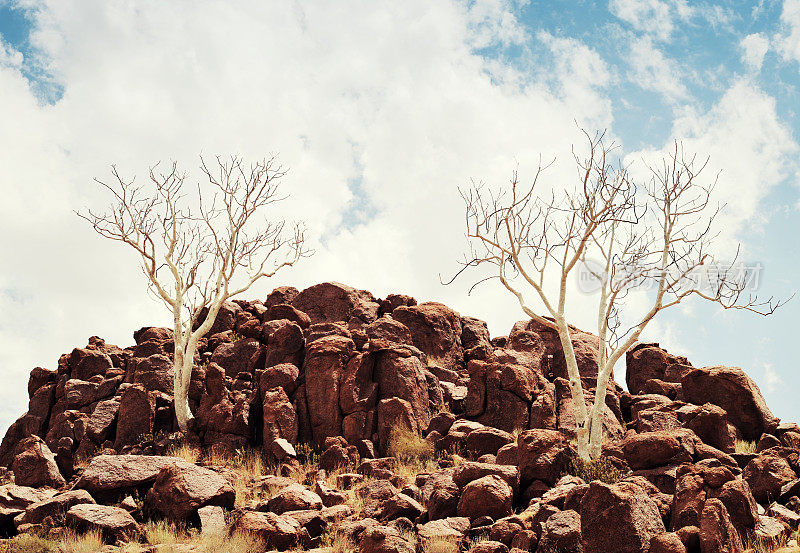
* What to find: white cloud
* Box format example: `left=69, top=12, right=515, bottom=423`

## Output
left=740, top=33, right=770, bottom=71
left=763, top=362, right=783, bottom=394
left=608, top=0, right=692, bottom=41
left=0, top=38, right=23, bottom=68
left=627, top=35, right=690, bottom=103
left=628, top=80, right=797, bottom=256
left=777, top=0, right=800, bottom=66
left=0, top=0, right=615, bottom=433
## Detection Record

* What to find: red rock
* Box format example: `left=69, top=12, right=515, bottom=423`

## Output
left=743, top=454, right=797, bottom=504
left=66, top=503, right=140, bottom=541
left=512, top=318, right=599, bottom=383
left=12, top=436, right=64, bottom=489
left=266, top=286, right=299, bottom=307
left=620, top=429, right=697, bottom=470
left=392, top=302, right=463, bottom=370
left=681, top=366, right=778, bottom=441
left=292, top=282, right=379, bottom=326
left=699, top=498, right=744, bottom=553
left=211, top=337, right=265, bottom=378
left=359, top=524, right=415, bottom=553
left=452, top=462, right=519, bottom=493
left=373, top=346, right=432, bottom=435
left=626, top=343, right=692, bottom=395
left=464, top=428, right=514, bottom=459
left=681, top=403, right=737, bottom=454
left=268, top=483, right=323, bottom=514
left=650, top=532, right=688, bottom=553
left=114, top=384, right=155, bottom=450
left=146, top=462, right=235, bottom=521
left=68, top=347, right=114, bottom=381
left=303, top=334, right=355, bottom=442
left=76, top=455, right=186, bottom=496
left=262, top=319, right=304, bottom=367
left=85, top=398, right=120, bottom=444
left=537, top=509, right=582, bottom=552
left=468, top=542, right=509, bottom=553
left=194, top=300, right=241, bottom=335
left=262, top=386, right=298, bottom=445
left=198, top=505, right=226, bottom=535
left=267, top=304, right=311, bottom=328
left=366, top=317, right=413, bottom=349
left=417, top=516, right=470, bottom=542
left=457, top=475, right=513, bottom=520
left=232, top=510, right=299, bottom=550
left=422, top=470, right=460, bottom=521
left=517, top=429, right=573, bottom=486
left=259, top=363, right=300, bottom=396
left=16, top=489, right=96, bottom=527
left=580, top=480, right=666, bottom=553
left=712, top=479, right=759, bottom=535
left=128, top=354, right=173, bottom=393
left=376, top=398, right=417, bottom=454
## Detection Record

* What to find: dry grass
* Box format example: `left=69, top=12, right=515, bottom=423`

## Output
left=317, top=531, right=358, bottom=553
left=566, top=456, right=626, bottom=484
left=1, top=534, right=55, bottom=553
left=203, top=447, right=266, bottom=507
left=420, top=535, right=460, bottom=553
left=736, top=439, right=757, bottom=454
left=144, top=519, right=188, bottom=545
left=745, top=532, right=800, bottom=553
left=56, top=529, right=104, bottom=553
left=197, top=532, right=265, bottom=553
left=388, top=423, right=434, bottom=463
left=166, top=443, right=201, bottom=464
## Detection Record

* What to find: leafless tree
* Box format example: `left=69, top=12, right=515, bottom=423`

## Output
left=456, top=130, right=786, bottom=460
left=78, top=155, right=309, bottom=433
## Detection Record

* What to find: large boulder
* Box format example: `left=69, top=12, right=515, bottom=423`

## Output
left=681, top=366, right=778, bottom=441
left=626, top=343, right=692, bottom=395
left=292, top=282, right=380, bottom=326
left=114, top=384, right=156, bottom=450
left=12, top=436, right=64, bottom=489
left=303, top=334, right=356, bottom=443
left=699, top=498, right=744, bottom=553
left=580, top=480, right=666, bottom=553
left=392, top=302, right=463, bottom=370
left=517, top=429, right=574, bottom=486
left=620, top=429, right=697, bottom=470
left=146, top=462, right=236, bottom=521
left=267, top=484, right=323, bottom=514
left=231, top=510, right=299, bottom=550
left=66, top=504, right=140, bottom=542
left=210, top=337, right=265, bottom=378
left=743, top=453, right=797, bottom=504
left=456, top=474, right=513, bottom=520
left=15, top=489, right=96, bottom=527
left=75, top=455, right=187, bottom=497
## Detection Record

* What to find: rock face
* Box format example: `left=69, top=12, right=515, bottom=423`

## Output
left=0, top=282, right=792, bottom=553
left=580, top=481, right=666, bottom=553
left=681, top=366, right=778, bottom=441
left=11, top=436, right=64, bottom=488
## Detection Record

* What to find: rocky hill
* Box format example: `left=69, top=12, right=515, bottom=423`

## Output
left=0, top=281, right=796, bottom=553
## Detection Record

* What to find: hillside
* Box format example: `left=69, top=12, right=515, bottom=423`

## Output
left=0, top=281, right=795, bottom=553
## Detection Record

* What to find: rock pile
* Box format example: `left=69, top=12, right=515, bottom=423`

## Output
left=0, top=281, right=793, bottom=553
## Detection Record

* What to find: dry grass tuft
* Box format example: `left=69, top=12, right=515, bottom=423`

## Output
left=317, top=531, right=358, bottom=553
left=144, top=519, right=187, bottom=545
left=388, top=422, right=434, bottom=464
left=166, top=442, right=201, bottom=465
left=566, top=456, right=626, bottom=484
left=420, top=535, right=460, bottom=553
left=2, top=534, right=55, bottom=553
left=57, top=529, right=104, bottom=553
left=745, top=532, right=799, bottom=553
left=197, top=532, right=265, bottom=553
left=736, top=439, right=757, bottom=454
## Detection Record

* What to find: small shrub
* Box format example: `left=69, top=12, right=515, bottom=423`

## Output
left=744, top=531, right=797, bottom=553
left=566, top=456, right=626, bottom=484
left=735, top=439, right=757, bottom=454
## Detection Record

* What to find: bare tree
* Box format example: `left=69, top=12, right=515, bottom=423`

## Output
left=456, top=131, right=786, bottom=460
left=78, top=155, right=308, bottom=433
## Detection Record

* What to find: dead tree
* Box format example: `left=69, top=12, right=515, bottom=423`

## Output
left=78, top=155, right=308, bottom=433
left=457, top=131, right=785, bottom=460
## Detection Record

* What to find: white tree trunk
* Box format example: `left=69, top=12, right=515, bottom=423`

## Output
left=172, top=336, right=197, bottom=433
left=556, top=319, right=591, bottom=461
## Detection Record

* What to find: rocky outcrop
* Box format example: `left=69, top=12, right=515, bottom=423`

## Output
left=0, top=282, right=792, bottom=553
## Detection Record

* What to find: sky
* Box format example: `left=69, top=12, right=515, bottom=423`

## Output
left=0, top=0, right=798, bottom=436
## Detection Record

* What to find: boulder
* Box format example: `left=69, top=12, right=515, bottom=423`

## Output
left=146, top=462, right=236, bottom=521
left=16, top=489, right=96, bottom=527
left=517, top=429, right=573, bottom=485
left=292, top=282, right=379, bottom=326
left=698, top=498, right=744, bottom=553
left=267, top=484, right=323, bottom=514
left=76, top=455, right=189, bottom=497
left=422, top=470, right=460, bottom=521
left=392, top=302, right=463, bottom=370
left=537, top=509, right=582, bottom=553
left=681, top=366, right=778, bottom=441
left=626, top=343, right=692, bottom=395
left=65, top=503, right=140, bottom=541
left=197, top=505, right=226, bottom=535
left=231, top=510, right=299, bottom=550
left=620, top=429, right=696, bottom=470
left=303, top=334, right=355, bottom=442
left=210, top=337, right=264, bottom=378
left=743, top=454, right=797, bottom=504
left=649, top=532, right=687, bottom=553
left=12, top=436, right=64, bottom=489
left=359, top=524, right=415, bottom=553
left=580, top=480, right=666, bottom=553
left=456, top=475, right=513, bottom=520
left=114, top=384, right=155, bottom=450
left=262, top=386, right=298, bottom=445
